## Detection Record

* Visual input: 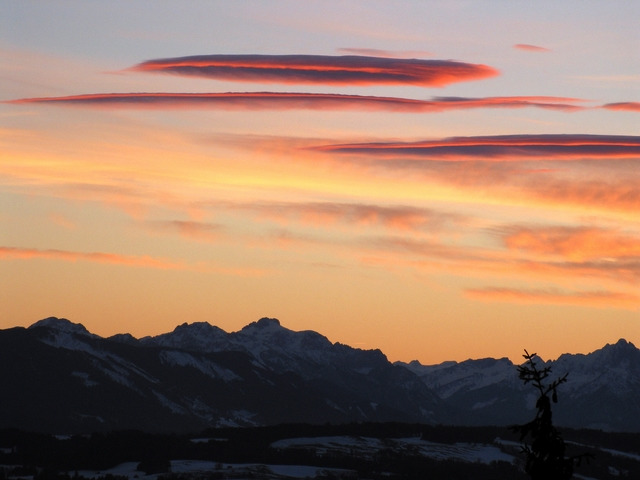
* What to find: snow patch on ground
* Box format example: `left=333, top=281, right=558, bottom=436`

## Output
left=600, top=447, right=640, bottom=461
left=75, top=461, right=140, bottom=479
left=567, top=440, right=640, bottom=461
left=73, top=460, right=352, bottom=479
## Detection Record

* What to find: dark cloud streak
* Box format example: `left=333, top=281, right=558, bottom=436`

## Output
left=7, top=92, right=586, bottom=112
left=311, top=134, right=640, bottom=160
left=602, top=102, right=640, bottom=112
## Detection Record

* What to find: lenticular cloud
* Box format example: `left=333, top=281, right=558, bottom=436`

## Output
left=602, top=102, right=640, bottom=112
left=513, top=43, right=550, bottom=52
left=312, top=134, right=640, bottom=160
left=130, top=54, right=499, bottom=86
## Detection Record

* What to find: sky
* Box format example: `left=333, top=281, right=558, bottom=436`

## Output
left=1, top=1, right=638, bottom=364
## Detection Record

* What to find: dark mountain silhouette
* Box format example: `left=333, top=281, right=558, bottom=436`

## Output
left=1, top=317, right=638, bottom=433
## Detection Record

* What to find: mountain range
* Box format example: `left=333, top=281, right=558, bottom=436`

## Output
left=1, top=317, right=638, bottom=433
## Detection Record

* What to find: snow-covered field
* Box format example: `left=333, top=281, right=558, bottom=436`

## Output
left=272, top=435, right=514, bottom=464
left=21, top=433, right=632, bottom=480
left=65, top=435, right=514, bottom=479
left=73, top=459, right=351, bottom=479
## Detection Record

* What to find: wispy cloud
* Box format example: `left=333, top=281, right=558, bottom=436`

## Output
left=497, top=225, right=640, bottom=285
left=0, top=245, right=269, bottom=277
left=227, top=200, right=465, bottom=232
left=146, top=220, right=223, bottom=242
left=465, top=287, right=638, bottom=309
left=129, top=54, right=499, bottom=86
left=7, top=92, right=586, bottom=112
left=355, top=232, right=640, bottom=288
left=570, top=74, right=640, bottom=84
left=521, top=176, right=640, bottom=216
left=520, top=257, right=640, bottom=285
left=337, top=47, right=433, bottom=58
left=602, top=102, right=640, bottom=112
left=513, top=43, right=550, bottom=52
left=144, top=202, right=465, bottom=249
left=502, top=225, right=640, bottom=261
left=311, top=134, right=640, bottom=161
left=0, top=246, right=184, bottom=269
left=347, top=208, right=640, bottom=286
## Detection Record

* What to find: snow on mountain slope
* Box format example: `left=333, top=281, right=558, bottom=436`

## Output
left=158, top=350, right=240, bottom=381
left=398, top=340, right=640, bottom=401
left=553, top=339, right=640, bottom=395
left=397, top=339, right=640, bottom=431
left=401, top=357, right=517, bottom=399
left=29, top=316, right=99, bottom=352
left=143, top=316, right=390, bottom=378
left=232, top=317, right=335, bottom=365
left=29, top=316, right=161, bottom=389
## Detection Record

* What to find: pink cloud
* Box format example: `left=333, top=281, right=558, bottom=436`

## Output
left=602, top=102, right=640, bottom=112
left=465, top=286, right=638, bottom=309
left=513, top=43, right=551, bottom=52
left=147, top=220, right=223, bottom=242
left=503, top=226, right=640, bottom=261
left=0, top=246, right=184, bottom=269
left=337, top=47, right=433, bottom=58
left=524, top=176, right=640, bottom=215
left=0, top=245, right=270, bottom=277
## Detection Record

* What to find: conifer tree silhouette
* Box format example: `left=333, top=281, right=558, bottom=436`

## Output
left=513, top=349, right=591, bottom=479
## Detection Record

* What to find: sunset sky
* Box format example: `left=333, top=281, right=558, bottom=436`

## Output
left=1, top=1, right=638, bottom=364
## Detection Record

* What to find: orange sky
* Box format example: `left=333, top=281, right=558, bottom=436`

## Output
left=1, top=1, right=638, bottom=364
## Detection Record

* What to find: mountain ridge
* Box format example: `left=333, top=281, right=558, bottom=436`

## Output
left=2, top=317, right=639, bottom=433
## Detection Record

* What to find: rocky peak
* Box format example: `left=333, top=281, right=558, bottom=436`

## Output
left=244, top=317, right=281, bottom=330
left=29, top=317, right=93, bottom=337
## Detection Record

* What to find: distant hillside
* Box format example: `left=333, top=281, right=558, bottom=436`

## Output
left=398, top=338, right=640, bottom=431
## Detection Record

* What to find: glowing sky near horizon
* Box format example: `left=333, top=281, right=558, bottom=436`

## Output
left=1, top=1, right=638, bottom=364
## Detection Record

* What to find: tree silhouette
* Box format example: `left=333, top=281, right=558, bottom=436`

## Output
left=512, top=349, right=591, bottom=479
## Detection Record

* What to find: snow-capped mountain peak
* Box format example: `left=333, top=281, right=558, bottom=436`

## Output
left=244, top=317, right=281, bottom=329
left=142, top=321, right=230, bottom=351
left=599, top=338, right=638, bottom=360
left=29, top=316, right=93, bottom=337
left=232, top=318, right=337, bottom=370
left=27, top=316, right=101, bottom=353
